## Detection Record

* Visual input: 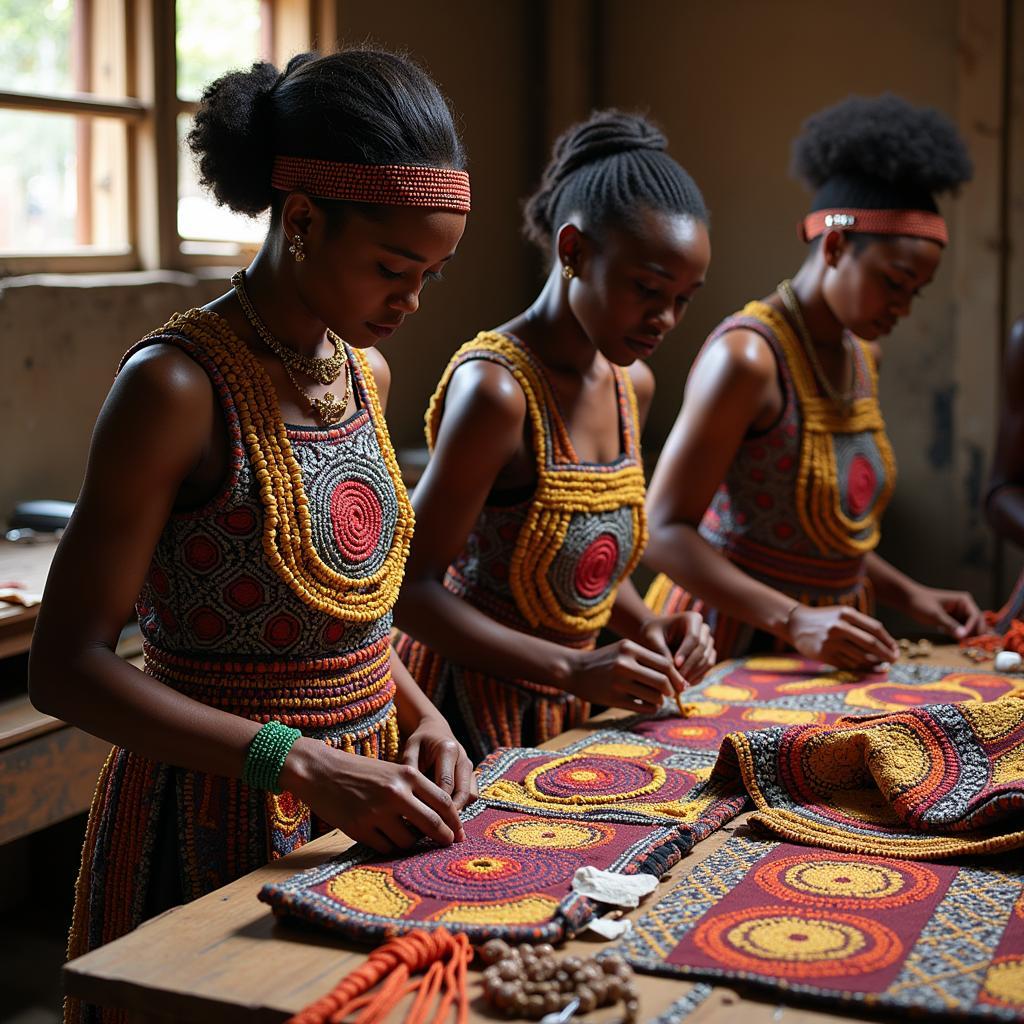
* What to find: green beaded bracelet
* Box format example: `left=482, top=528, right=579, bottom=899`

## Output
left=243, top=720, right=302, bottom=794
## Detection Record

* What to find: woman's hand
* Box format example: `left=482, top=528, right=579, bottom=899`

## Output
left=638, top=612, right=716, bottom=683
left=563, top=640, right=682, bottom=713
left=904, top=585, right=985, bottom=641
left=401, top=712, right=477, bottom=814
left=280, top=738, right=466, bottom=855
left=786, top=604, right=900, bottom=670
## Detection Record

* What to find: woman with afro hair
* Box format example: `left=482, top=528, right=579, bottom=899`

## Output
left=644, top=94, right=984, bottom=669
left=394, top=111, right=715, bottom=761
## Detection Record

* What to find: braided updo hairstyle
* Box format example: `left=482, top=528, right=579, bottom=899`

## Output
left=186, top=48, right=465, bottom=225
left=792, top=93, right=971, bottom=222
left=523, top=110, right=707, bottom=258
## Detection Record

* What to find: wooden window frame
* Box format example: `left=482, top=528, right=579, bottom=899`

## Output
left=0, top=0, right=336, bottom=278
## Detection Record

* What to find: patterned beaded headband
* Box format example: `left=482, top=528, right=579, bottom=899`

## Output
left=800, top=208, right=948, bottom=246
left=271, top=156, right=471, bottom=212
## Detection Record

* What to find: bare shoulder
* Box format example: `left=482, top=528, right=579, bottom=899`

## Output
left=361, top=345, right=391, bottom=395
left=114, top=343, right=215, bottom=422
left=697, top=327, right=777, bottom=385
left=444, top=357, right=528, bottom=430
left=626, top=359, right=655, bottom=404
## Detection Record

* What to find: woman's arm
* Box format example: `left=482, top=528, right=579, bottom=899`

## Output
left=395, top=359, right=680, bottom=712
left=30, top=346, right=462, bottom=852
left=645, top=331, right=898, bottom=668
left=865, top=552, right=984, bottom=640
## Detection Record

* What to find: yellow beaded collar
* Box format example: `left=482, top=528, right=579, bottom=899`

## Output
left=427, top=332, right=647, bottom=635
left=143, top=309, right=414, bottom=623
left=743, top=301, right=896, bottom=557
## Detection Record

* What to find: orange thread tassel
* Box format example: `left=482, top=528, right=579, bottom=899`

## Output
left=288, top=928, right=472, bottom=1024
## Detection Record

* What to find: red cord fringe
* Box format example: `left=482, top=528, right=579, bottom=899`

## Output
left=287, top=928, right=473, bottom=1024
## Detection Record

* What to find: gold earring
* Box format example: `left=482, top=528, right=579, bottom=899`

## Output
left=561, top=263, right=574, bottom=281
left=288, top=234, right=306, bottom=263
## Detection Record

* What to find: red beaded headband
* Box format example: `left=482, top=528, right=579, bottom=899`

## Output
left=271, top=156, right=471, bottom=212
left=800, top=208, right=948, bottom=246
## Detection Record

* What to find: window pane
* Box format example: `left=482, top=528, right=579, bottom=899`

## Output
left=0, top=109, right=128, bottom=254
left=0, top=1, right=127, bottom=100
left=176, top=0, right=264, bottom=103
left=0, top=0, right=75, bottom=95
left=177, top=113, right=267, bottom=245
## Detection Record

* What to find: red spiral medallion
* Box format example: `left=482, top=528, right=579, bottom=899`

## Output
left=846, top=454, right=877, bottom=516
left=330, top=479, right=383, bottom=563
left=574, top=533, right=619, bottom=599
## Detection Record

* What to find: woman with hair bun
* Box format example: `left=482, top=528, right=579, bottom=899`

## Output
left=29, top=49, right=475, bottom=1003
left=644, top=94, right=984, bottom=668
left=394, top=110, right=715, bottom=762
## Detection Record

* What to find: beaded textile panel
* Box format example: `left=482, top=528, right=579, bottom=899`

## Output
left=674, top=655, right=1023, bottom=716
left=616, top=836, right=1024, bottom=1021
left=259, top=736, right=746, bottom=942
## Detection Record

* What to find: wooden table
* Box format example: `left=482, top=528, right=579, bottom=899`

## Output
left=0, top=540, right=138, bottom=845
left=63, top=649, right=976, bottom=1024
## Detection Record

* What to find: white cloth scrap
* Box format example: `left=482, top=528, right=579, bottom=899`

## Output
left=583, top=916, right=634, bottom=939
left=572, top=866, right=658, bottom=908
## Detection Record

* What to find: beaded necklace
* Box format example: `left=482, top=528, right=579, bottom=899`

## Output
left=777, top=279, right=855, bottom=416
left=231, top=270, right=351, bottom=425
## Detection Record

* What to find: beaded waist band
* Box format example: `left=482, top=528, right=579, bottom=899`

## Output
left=143, top=637, right=396, bottom=734
left=718, top=534, right=867, bottom=596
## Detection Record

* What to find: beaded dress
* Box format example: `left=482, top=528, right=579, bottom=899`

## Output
left=646, top=301, right=896, bottom=658
left=67, top=309, right=413, bottom=1023
left=394, top=332, right=647, bottom=761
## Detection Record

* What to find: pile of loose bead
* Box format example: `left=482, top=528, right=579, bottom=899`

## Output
left=478, top=939, right=640, bottom=1021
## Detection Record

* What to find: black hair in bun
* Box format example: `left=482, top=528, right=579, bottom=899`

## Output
left=187, top=48, right=465, bottom=218
left=523, top=109, right=707, bottom=253
left=792, top=93, right=972, bottom=213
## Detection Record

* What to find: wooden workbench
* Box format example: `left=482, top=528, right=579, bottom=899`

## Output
left=62, top=646, right=977, bottom=1023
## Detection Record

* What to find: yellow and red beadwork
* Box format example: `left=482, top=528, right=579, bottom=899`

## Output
left=396, top=331, right=648, bottom=757
left=646, top=300, right=897, bottom=657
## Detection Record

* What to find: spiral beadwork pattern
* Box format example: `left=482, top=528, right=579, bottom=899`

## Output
left=547, top=508, right=633, bottom=609
left=484, top=815, right=615, bottom=851
left=391, top=841, right=577, bottom=901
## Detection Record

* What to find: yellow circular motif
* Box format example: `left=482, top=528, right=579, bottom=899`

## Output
left=677, top=700, right=726, bottom=717
left=523, top=754, right=666, bottom=804
left=784, top=863, right=904, bottom=901
left=728, top=917, right=866, bottom=962
left=959, top=697, right=1024, bottom=742
left=486, top=818, right=612, bottom=850
left=434, top=895, right=559, bottom=925
left=803, top=737, right=872, bottom=791
left=744, top=657, right=805, bottom=671
left=742, top=707, right=824, bottom=725
left=704, top=684, right=756, bottom=701
left=983, top=956, right=1024, bottom=1006
left=462, top=857, right=506, bottom=874
left=327, top=868, right=418, bottom=918
left=584, top=741, right=660, bottom=758
left=994, top=744, right=1024, bottom=784
left=777, top=677, right=847, bottom=694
